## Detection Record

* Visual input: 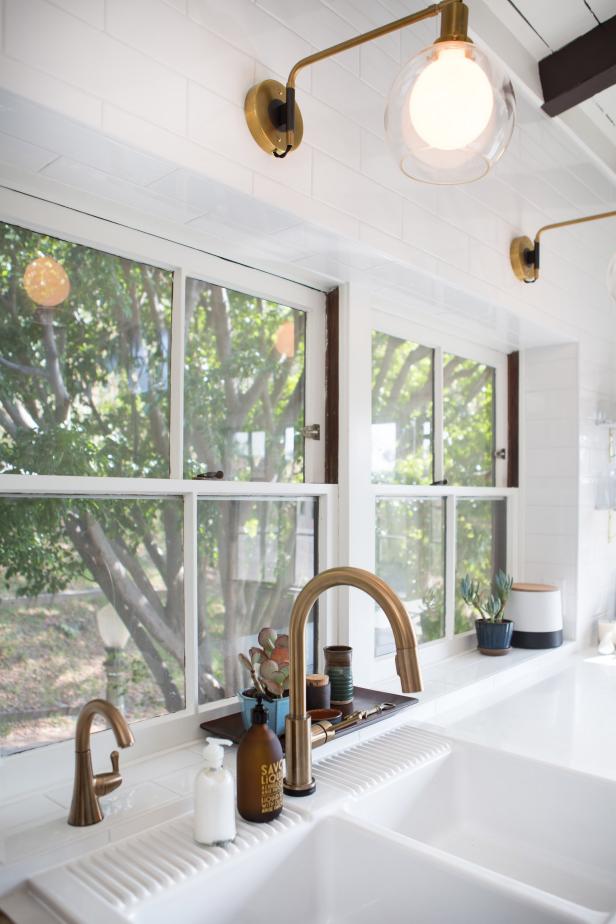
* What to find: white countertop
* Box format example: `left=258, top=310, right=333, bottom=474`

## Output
left=428, top=650, right=616, bottom=782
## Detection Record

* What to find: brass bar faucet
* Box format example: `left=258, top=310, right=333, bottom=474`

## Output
left=284, top=566, right=423, bottom=796
left=68, top=698, right=134, bottom=826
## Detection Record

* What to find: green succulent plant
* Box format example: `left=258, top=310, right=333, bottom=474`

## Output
left=238, top=626, right=290, bottom=699
left=460, top=570, right=513, bottom=624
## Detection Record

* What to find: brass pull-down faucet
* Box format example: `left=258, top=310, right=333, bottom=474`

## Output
left=284, top=566, right=423, bottom=797
left=68, top=698, right=134, bottom=826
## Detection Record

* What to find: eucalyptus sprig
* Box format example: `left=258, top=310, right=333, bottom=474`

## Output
left=460, top=570, right=513, bottom=624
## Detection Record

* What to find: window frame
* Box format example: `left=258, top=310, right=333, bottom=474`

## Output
left=0, top=188, right=333, bottom=783
left=339, top=290, right=517, bottom=685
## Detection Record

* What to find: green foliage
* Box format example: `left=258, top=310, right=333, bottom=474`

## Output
left=460, top=569, right=513, bottom=623
left=0, top=221, right=171, bottom=478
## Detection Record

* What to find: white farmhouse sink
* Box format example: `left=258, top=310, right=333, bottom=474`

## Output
left=133, top=816, right=589, bottom=924
left=27, top=814, right=597, bottom=924
left=347, top=738, right=616, bottom=914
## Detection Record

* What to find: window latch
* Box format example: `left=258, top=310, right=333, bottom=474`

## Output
left=193, top=470, right=224, bottom=480
left=300, top=424, right=321, bottom=440
left=494, top=448, right=507, bottom=460
left=431, top=479, right=448, bottom=486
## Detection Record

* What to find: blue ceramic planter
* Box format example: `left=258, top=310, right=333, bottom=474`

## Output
left=239, top=689, right=290, bottom=736
left=475, top=619, right=513, bottom=655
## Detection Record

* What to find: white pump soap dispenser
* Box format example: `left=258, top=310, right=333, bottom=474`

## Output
left=194, top=737, right=236, bottom=846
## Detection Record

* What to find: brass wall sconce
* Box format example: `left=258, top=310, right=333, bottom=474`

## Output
left=245, top=0, right=516, bottom=185
left=510, top=209, right=616, bottom=284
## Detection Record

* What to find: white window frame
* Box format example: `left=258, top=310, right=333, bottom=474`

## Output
left=338, top=286, right=518, bottom=686
left=0, top=188, right=334, bottom=793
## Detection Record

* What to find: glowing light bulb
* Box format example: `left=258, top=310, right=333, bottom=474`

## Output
left=23, top=256, right=70, bottom=308
left=408, top=46, right=494, bottom=151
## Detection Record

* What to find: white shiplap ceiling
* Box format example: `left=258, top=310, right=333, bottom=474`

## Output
left=489, top=0, right=616, bottom=150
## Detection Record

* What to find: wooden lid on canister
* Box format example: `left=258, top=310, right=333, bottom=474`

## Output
left=306, top=673, right=329, bottom=687
left=512, top=583, right=559, bottom=592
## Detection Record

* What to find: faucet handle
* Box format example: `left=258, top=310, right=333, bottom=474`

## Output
left=93, top=749, right=123, bottom=797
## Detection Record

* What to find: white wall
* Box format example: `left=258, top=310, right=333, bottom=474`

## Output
left=1, top=0, right=615, bottom=639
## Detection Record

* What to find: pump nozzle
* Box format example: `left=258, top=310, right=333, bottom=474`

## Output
left=202, top=736, right=233, bottom=769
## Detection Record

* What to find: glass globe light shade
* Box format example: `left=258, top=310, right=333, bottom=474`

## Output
left=607, top=251, right=616, bottom=302
left=23, top=256, right=71, bottom=307
left=97, top=603, right=130, bottom=650
left=385, top=41, right=515, bottom=184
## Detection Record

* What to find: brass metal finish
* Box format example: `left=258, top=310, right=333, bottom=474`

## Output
left=68, top=698, right=134, bottom=827
left=244, top=79, right=303, bottom=156
left=510, top=235, right=535, bottom=282
left=284, top=566, right=422, bottom=796
left=510, top=209, right=616, bottom=283
left=244, top=0, right=464, bottom=157
left=436, top=0, right=470, bottom=42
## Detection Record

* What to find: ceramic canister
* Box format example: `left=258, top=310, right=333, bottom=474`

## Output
left=323, top=646, right=353, bottom=705
left=508, top=583, right=563, bottom=649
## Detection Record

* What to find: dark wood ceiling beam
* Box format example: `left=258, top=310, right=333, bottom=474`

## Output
left=539, top=13, right=616, bottom=117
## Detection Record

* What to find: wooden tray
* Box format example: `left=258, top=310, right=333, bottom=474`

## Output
left=200, top=686, right=417, bottom=751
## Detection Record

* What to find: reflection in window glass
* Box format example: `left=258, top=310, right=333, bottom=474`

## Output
left=375, top=498, right=445, bottom=655
left=184, top=280, right=306, bottom=482
left=455, top=498, right=507, bottom=633
left=443, top=354, right=495, bottom=486
left=0, top=496, right=185, bottom=757
left=0, top=222, right=172, bottom=478
left=372, top=332, right=433, bottom=484
left=197, top=498, right=317, bottom=702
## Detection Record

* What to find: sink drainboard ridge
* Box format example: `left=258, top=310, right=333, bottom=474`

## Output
left=313, top=725, right=451, bottom=794
left=39, top=807, right=304, bottom=914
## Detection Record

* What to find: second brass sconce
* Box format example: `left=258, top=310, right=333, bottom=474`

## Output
left=510, top=209, right=616, bottom=284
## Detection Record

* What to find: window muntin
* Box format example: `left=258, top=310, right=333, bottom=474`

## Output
left=375, top=497, right=445, bottom=654
left=443, top=354, right=495, bottom=487
left=0, top=495, right=184, bottom=757
left=197, top=497, right=317, bottom=702
left=455, top=497, right=507, bottom=634
left=371, top=331, right=434, bottom=484
left=0, top=221, right=172, bottom=478
left=184, top=279, right=306, bottom=482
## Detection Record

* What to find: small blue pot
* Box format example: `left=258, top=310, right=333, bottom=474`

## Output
left=475, top=619, right=513, bottom=655
left=238, top=689, right=290, bottom=736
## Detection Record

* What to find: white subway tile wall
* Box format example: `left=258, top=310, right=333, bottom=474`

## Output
left=0, top=0, right=615, bottom=641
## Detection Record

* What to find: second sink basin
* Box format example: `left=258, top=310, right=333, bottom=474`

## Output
left=346, top=737, right=616, bottom=913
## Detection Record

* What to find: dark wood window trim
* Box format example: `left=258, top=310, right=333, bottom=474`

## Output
left=507, top=350, right=519, bottom=488
left=324, top=288, right=339, bottom=484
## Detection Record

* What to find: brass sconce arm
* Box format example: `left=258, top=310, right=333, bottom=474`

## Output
left=510, top=209, right=616, bottom=283
left=245, top=0, right=469, bottom=158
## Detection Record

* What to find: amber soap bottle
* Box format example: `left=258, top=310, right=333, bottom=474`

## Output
left=236, top=696, right=284, bottom=823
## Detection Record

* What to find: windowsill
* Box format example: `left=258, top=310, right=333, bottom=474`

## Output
left=0, top=640, right=578, bottom=896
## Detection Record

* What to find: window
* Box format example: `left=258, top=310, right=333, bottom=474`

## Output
left=370, top=316, right=512, bottom=659
left=0, top=195, right=327, bottom=759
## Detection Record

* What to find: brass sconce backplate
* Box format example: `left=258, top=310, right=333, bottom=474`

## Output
left=244, top=79, right=304, bottom=156
left=510, top=236, right=535, bottom=283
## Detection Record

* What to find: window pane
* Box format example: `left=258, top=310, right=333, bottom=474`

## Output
left=0, top=496, right=184, bottom=756
left=197, top=497, right=317, bottom=702
left=455, top=498, right=507, bottom=634
left=443, top=354, right=495, bottom=486
left=0, top=222, right=172, bottom=478
left=375, top=498, right=445, bottom=654
left=372, top=331, right=434, bottom=484
left=184, top=280, right=306, bottom=482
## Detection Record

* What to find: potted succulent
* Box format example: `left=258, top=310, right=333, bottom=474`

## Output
left=238, top=627, right=290, bottom=735
left=461, top=570, right=514, bottom=655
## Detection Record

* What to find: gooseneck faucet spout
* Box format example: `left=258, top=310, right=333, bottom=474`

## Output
left=68, top=698, right=134, bottom=826
left=284, top=566, right=422, bottom=796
